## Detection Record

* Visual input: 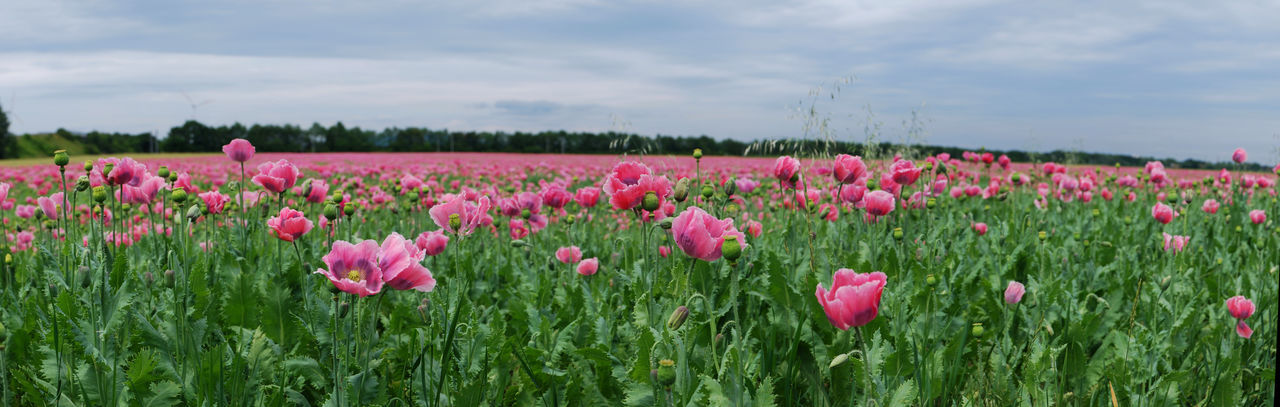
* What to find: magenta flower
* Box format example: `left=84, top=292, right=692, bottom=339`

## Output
left=1201, top=199, right=1219, bottom=214
left=223, top=138, right=256, bottom=163
left=1232, top=148, right=1247, bottom=164
left=267, top=207, right=313, bottom=242
left=602, top=162, right=672, bottom=210
left=773, top=156, right=801, bottom=187
left=253, top=159, right=300, bottom=194
left=199, top=191, right=231, bottom=215
left=890, top=160, right=922, bottom=186
left=555, top=246, right=583, bottom=264
left=832, top=154, right=867, bottom=184
left=429, top=193, right=492, bottom=236
left=1151, top=202, right=1174, bottom=224
left=305, top=179, right=330, bottom=204
left=378, top=233, right=436, bottom=292
left=576, top=258, right=599, bottom=276
left=540, top=184, right=572, bottom=210
left=315, top=240, right=385, bottom=297
left=1161, top=233, right=1189, bottom=253
left=574, top=187, right=600, bottom=208
left=815, top=269, right=887, bottom=330
left=1249, top=209, right=1266, bottom=225
left=1225, top=296, right=1255, bottom=338
left=863, top=190, right=895, bottom=217
left=414, top=230, right=449, bottom=256
left=105, top=157, right=144, bottom=186
left=37, top=193, right=64, bottom=220
left=1004, top=281, right=1025, bottom=305
left=670, top=206, right=746, bottom=262
left=972, top=222, right=988, bottom=236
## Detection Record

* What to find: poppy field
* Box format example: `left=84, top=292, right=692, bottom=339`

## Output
left=0, top=145, right=1275, bottom=406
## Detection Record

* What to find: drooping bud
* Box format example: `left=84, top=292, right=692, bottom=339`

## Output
left=667, top=306, right=689, bottom=331
left=54, top=150, right=71, bottom=167
left=641, top=191, right=660, bottom=212
left=829, top=352, right=850, bottom=368
left=657, top=217, right=673, bottom=230
left=721, top=235, right=742, bottom=262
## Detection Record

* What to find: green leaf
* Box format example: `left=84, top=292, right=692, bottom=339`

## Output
left=887, top=379, right=916, bottom=407
left=142, top=381, right=182, bottom=407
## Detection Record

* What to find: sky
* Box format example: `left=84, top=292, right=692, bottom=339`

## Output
left=1, top=0, right=1277, bottom=164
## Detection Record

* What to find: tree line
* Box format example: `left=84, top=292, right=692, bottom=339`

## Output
left=0, top=115, right=1269, bottom=171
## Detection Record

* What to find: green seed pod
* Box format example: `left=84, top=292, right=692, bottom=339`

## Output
left=83, top=160, right=94, bottom=172
left=971, top=323, right=984, bottom=337
left=565, top=214, right=576, bottom=225
left=76, top=175, right=90, bottom=191
left=700, top=184, right=713, bottom=199
left=866, top=178, right=879, bottom=191
left=167, top=172, right=178, bottom=183
left=892, top=227, right=904, bottom=240
left=520, top=208, right=531, bottom=219
left=323, top=204, right=339, bottom=220
left=642, top=191, right=660, bottom=212
left=721, top=235, right=742, bottom=262
left=343, top=204, right=356, bottom=217
left=170, top=189, right=187, bottom=204
left=667, top=306, right=689, bottom=331
left=157, top=165, right=170, bottom=179
left=54, top=150, right=71, bottom=167
left=656, top=359, right=676, bottom=387
left=93, top=186, right=108, bottom=203
left=1038, top=231, right=1047, bottom=241
left=448, top=213, right=461, bottom=230
left=926, top=197, right=936, bottom=209
left=926, top=274, right=937, bottom=286
left=692, top=148, right=703, bottom=160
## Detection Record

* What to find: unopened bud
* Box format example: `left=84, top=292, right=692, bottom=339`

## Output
left=164, top=269, right=175, bottom=288
left=157, top=166, right=170, bottom=179
left=170, top=189, right=187, bottom=204
left=829, top=352, right=849, bottom=368
left=657, top=218, right=673, bottom=230
left=700, top=184, right=713, bottom=199
left=54, top=150, right=71, bottom=167
left=892, top=227, right=903, bottom=240
left=144, top=271, right=155, bottom=287
left=692, top=148, right=703, bottom=159
left=667, top=306, right=689, bottom=331
left=673, top=178, right=690, bottom=202
left=76, top=175, right=90, bottom=191
left=721, top=235, right=742, bottom=262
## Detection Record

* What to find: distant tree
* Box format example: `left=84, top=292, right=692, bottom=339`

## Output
left=0, top=101, right=10, bottom=159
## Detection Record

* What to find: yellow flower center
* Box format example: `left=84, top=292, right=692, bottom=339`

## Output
left=346, top=270, right=362, bottom=282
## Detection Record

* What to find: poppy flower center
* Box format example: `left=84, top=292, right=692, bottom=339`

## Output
left=346, top=270, right=363, bottom=282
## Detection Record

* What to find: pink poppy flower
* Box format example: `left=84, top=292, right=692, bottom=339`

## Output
left=379, top=233, right=436, bottom=292
left=415, top=230, right=449, bottom=256
left=315, top=240, right=386, bottom=297
left=890, top=160, right=922, bottom=186
left=1162, top=233, right=1189, bottom=253
left=1249, top=209, right=1266, bottom=224
left=601, top=162, right=672, bottom=210
left=305, top=179, right=330, bottom=204
left=1232, top=148, right=1247, bottom=164
left=576, top=258, right=599, bottom=276
left=541, top=184, right=572, bottom=210
left=815, top=269, right=887, bottom=330
left=556, top=246, right=583, bottom=264
left=223, top=138, right=256, bottom=163
left=997, top=154, right=1011, bottom=170
left=267, top=207, right=313, bottom=242
left=199, top=191, right=231, bottom=215
left=863, top=190, right=895, bottom=217
left=1151, top=202, right=1174, bottom=224
left=1005, top=281, right=1025, bottom=305
left=972, top=222, right=988, bottom=236
left=429, top=193, right=492, bottom=236
left=105, top=157, right=144, bottom=186
left=1225, top=296, right=1254, bottom=338
left=671, top=206, right=746, bottom=262
left=1201, top=199, right=1219, bottom=214
left=37, top=193, right=64, bottom=221
left=574, top=187, right=600, bottom=208
left=253, top=159, right=300, bottom=194
left=773, top=156, right=801, bottom=187
left=832, top=154, right=867, bottom=184
left=658, top=245, right=671, bottom=258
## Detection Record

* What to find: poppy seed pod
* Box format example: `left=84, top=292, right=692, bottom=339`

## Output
left=157, top=166, right=170, bottom=179
left=892, top=227, right=903, bottom=240
left=565, top=214, right=575, bottom=225
left=323, top=204, right=339, bottom=220
left=971, top=323, right=984, bottom=337
left=92, top=186, right=108, bottom=203
left=448, top=213, right=462, bottom=230
left=721, top=235, right=742, bottom=262
left=1038, top=231, right=1047, bottom=241
left=667, top=306, right=689, bottom=330
left=343, top=204, right=356, bottom=217
left=170, top=189, right=187, bottom=204
left=76, top=175, right=90, bottom=191
left=641, top=191, right=660, bottom=212
left=700, top=185, right=713, bottom=199
left=83, top=160, right=94, bottom=172
left=656, top=360, right=676, bottom=387
left=520, top=208, right=531, bottom=219
left=692, top=148, right=702, bottom=159
left=54, top=150, right=71, bottom=166
left=926, top=197, right=936, bottom=209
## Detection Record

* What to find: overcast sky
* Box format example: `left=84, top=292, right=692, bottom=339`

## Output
left=1, top=0, right=1277, bottom=163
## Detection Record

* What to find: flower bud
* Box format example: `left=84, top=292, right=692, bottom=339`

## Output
left=170, top=188, right=187, bottom=204
left=186, top=204, right=202, bottom=220
left=144, top=271, right=155, bottom=287
left=971, top=323, right=984, bottom=337
left=700, top=185, right=713, bottom=199
left=892, top=227, right=903, bottom=240
left=92, top=186, right=108, bottom=203
left=323, top=204, right=339, bottom=220
left=656, top=359, right=676, bottom=387
left=657, top=217, right=673, bottom=230
left=164, top=269, right=175, bottom=288
left=54, top=150, right=71, bottom=167
left=641, top=191, right=660, bottom=212
left=829, top=352, right=849, bottom=368
left=76, top=175, right=90, bottom=191
left=520, top=208, right=531, bottom=219
left=339, top=301, right=350, bottom=318
left=724, top=177, right=737, bottom=196
left=510, top=239, right=528, bottom=248
left=692, top=148, right=703, bottom=159
left=721, top=235, right=742, bottom=262
left=1037, top=231, right=1047, bottom=241
left=1158, top=275, right=1171, bottom=291
left=47, top=283, right=58, bottom=298
left=673, top=178, right=690, bottom=202
left=83, top=160, right=94, bottom=172
left=157, top=166, right=170, bottom=179
left=343, top=204, right=356, bottom=217
left=667, top=306, right=689, bottom=331
left=926, top=197, right=936, bottom=209
left=77, top=266, right=91, bottom=288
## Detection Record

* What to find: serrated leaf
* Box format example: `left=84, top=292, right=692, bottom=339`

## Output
left=143, top=381, right=182, bottom=407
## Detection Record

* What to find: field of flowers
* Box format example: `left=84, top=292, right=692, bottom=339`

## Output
left=0, top=145, right=1275, bottom=406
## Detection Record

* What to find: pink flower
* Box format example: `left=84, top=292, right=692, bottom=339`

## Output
left=414, top=230, right=449, bottom=256
left=541, top=184, right=572, bottom=210
left=1151, top=202, right=1174, bottom=224
left=1232, top=148, right=1247, bottom=164
left=556, top=246, right=583, bottom=264
left=1249, top=209, right=1266, bottom=224
left=890, top=160, right=922, bottom=186
left=734, top=177, right=760, bottom=194
left=223, top=138, right=256, bottom=163
left=1162, top=232, right=1189, bottom=253
left=0, top=183, right=9, bottom=204
left=1225, top=296, right=1255, bottom=338
left=15, top=205, right=35, bottom=219
left=509, top=218, right=529, bottom=240
left=743, top=220, right=762, bottom=238
left=429, top=193, right=492, bottom=236
left=601, top=162, right=672, bottom=210
left=671, top=206, right=746, bottom=262
left=105, top=157, right=144, bottom=186
left=863, top=190, right=895, bottom=217
left=315, top=240, right=385, bottom=297
left=1201, top=199, right=1219, bottom=214
left=199, top=191, right=231, bottom=215
left=305, top=179, right=330, bottom=204
left=1005, top=281, right=1025, bottom=305
left=815, top=269, right=887, bottom=330
left=574, top=187, right=600, bottom=208
left=267, top=207, right=313, bottom=242
left=773, top=156, right=801, bottom=187
left=972, top=222, right=988, bottom=236
left=253, top=159, right=300, bottom=194
left=576, top=258, right=599, bottom=276
left=832, top=154, right=867, bottom=184
left=998, top=154, right=1011, bottom=170
left=378, top=233, right=436, bottom=292
left=37, top=192, right=64, bottom=220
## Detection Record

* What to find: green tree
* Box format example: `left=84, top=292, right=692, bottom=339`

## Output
left=0, top=101, right=10, bottom=159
